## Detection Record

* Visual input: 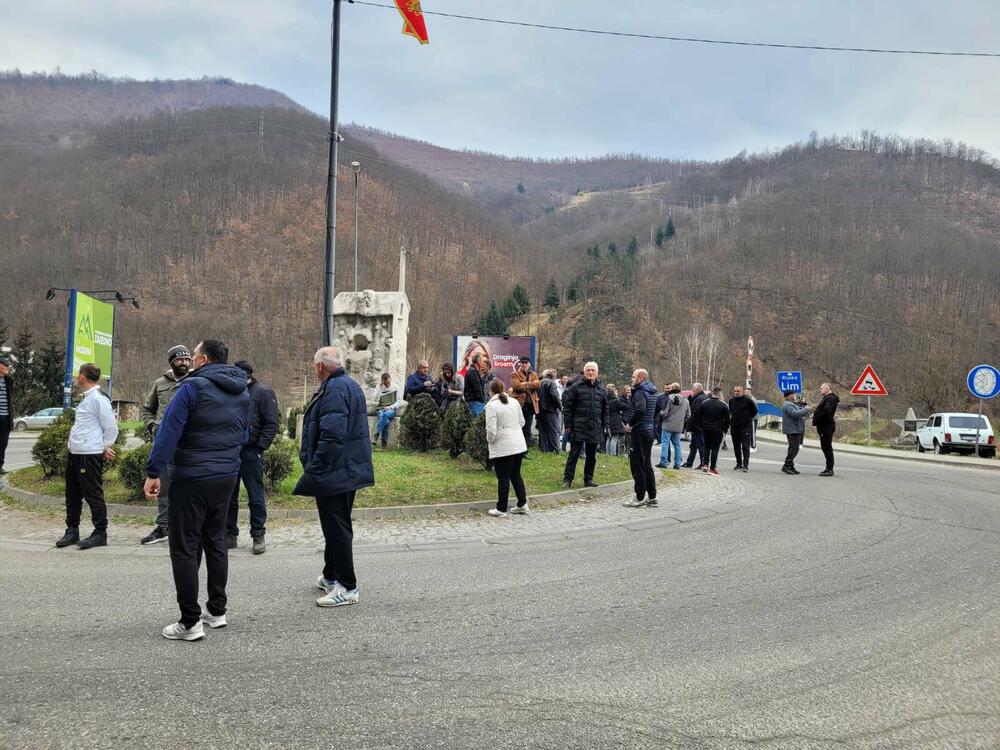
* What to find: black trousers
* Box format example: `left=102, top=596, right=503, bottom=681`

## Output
left=628, top=429, right=656, bottom=500
left=731, top=426, right=752, bottom=467
left=536, top=411, right=560, bottom=452
left=168, top=476, right=236, bottom=627
left=784, top=433, right=804, bottom=468
left=316, top=491, right=357, bottom=591
left=563, top=441, right=598, bottom=484
left=493, top=452, right=527, bottom=512
left=817, top=425, right=836, bottom=470
left=64, top=454, right=107, bottom=532
left=703, top=429, right=724, bottom=470
left=0, top=415, right=10, bottom=471
left=521, top=402, right=535, bottom=449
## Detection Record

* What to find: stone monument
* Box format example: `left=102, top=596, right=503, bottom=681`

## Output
left=331, top=247, right=411, bottom=395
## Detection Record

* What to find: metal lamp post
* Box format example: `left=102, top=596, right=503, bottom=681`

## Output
left=351, top=160, right=361, bottom=292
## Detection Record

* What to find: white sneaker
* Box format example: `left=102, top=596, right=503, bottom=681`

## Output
left=200, top=611, right=227, bottom=629
left=162, top=621, right=205, bottom=641
left=509, top=505, right=529, bottom=515
left=317, top=574, right=336, bottom=593
left=622, top=498, right=646, bottom=508
left=316, top=582, right=359, bottom=608
left=487, top=508, right=508, bottom=518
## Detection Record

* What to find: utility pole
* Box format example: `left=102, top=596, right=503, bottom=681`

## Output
left=352, top=161, right=361, bottom=292
left=258, top=113, right=264, bottom=158
left=323, top=0, right=343, bottom=346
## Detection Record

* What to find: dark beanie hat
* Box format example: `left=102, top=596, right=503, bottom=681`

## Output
left=167, top=345, right=191, bottom=364
left=783, top=389, right=797, bottom=398
left=234, top=360, right=254, bottom=376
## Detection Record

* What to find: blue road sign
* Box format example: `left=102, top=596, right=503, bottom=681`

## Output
left=967, top=364, right=1000, bottom=400
left=777, top=371, right=802, bottom=393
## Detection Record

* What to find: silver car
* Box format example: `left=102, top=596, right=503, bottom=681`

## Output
left=12, top=407, right=64, bottom=431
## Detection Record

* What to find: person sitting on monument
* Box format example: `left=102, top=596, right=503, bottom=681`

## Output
left=404, top=360, right=435, bottom=402
left=370, top=373, right=403, bottom=449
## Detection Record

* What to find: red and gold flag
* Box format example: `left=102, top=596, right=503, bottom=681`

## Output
left=394, top=0, right=429, bottom=44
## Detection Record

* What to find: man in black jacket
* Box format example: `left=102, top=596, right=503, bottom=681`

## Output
left=622, top=370, right=658, bottom=507
left=699, top=388, right=731, bottom=475
left=561, top=361, right=608, bottom=489
left=0, top=357, right=13, bottom=476
left=226, top=361, right=280, bottom=553
left=682, top=383, right=708, bottom=469
left=536, top=369, right=562, bottom=453
left=728, top=385, right=758, bottom=472
left=812, top=383, right=840, bottom=476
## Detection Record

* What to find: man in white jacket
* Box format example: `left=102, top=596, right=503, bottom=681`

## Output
left=56, top=363, right=119, bottom=549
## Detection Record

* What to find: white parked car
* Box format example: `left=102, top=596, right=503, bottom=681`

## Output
left=916, top=412, right=996, bottom=458
left=12, top=407, right=65, bottom=431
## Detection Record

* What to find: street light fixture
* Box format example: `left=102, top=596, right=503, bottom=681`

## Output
left=352, top=160, right=362, bottom=294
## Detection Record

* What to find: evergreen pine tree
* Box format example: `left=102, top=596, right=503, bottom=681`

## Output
left=35, top=329, right=67, bottom=406
left=566, top=280, right=579, bottom=303
left=607, top=242, right=618, bottom=256
left=500, top=295, right=520, bottom=326
left=626, top=236, right=639, bottom=257
left=440, top=399, right=473, bottom=458
left=516, top=181, right=526, bottom=194
left=543, top=279, right=560, bottom=309
left=510, top=283, right=531, bottom=316
left=0, top=316, right=8, bottom=348
left=399, top=393, right=442, bottom=452
left=10, top=322, right=45, bottom=414
left=477, top=301, right=507, bottom=335
left=655, top=227, right=665, bottom=247
left=665, top=217, right=676, bottom=240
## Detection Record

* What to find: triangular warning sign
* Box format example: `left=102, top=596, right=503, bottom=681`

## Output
left=851, top=364, right=888, bottom=396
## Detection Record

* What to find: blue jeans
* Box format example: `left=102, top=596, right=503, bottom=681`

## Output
left=227, top=447, right=267, bottom=537
left=659, top=430, right=683, bottom=467
left=684, top=430, right=706, bottom=467
left=606, top=434, right=620, bottom=456
left=376, top=408, right=397, bottom=442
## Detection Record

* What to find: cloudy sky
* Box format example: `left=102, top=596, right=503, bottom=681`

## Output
left=3, top=0, right=999, bottom=160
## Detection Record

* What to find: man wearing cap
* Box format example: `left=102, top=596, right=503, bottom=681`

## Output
left=0, top=356, right=13, bottom=476
left=226, top=360, right=279, bottom=554
left=138, top=345, right=191, bottom=545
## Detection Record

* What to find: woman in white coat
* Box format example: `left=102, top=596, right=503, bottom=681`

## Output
left=485, top=378, right=529, bottom=517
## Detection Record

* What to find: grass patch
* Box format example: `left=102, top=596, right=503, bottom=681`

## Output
left=6, top=449, right=639, bottom=510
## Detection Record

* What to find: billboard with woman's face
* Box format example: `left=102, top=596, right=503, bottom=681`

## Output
left=454, top=336, right=536, bottom=388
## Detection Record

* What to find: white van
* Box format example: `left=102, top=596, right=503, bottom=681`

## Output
left=916, top=413, right=995, bottom=458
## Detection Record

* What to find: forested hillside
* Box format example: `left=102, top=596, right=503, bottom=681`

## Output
left=2, top=76, right=998, bottom=420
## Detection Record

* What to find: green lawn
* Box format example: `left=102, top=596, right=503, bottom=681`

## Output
left=7, top=448, right=639, bottom=510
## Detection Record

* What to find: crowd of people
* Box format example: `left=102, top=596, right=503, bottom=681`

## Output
left=5, top=341, right=841, bottom=642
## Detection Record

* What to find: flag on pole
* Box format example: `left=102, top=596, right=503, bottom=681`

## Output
left=394, top=0, right=430, bottom=44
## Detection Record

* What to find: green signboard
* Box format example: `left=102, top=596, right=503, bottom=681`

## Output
left=72, top=291, right=115, bottom=377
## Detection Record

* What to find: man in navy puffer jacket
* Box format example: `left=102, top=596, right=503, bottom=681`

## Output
left=145, top=339, right=249, bottom=642
left=623, top=369, right=658, bottom=508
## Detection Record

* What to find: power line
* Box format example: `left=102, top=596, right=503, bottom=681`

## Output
left=352, top=1, right=1000, bottom=58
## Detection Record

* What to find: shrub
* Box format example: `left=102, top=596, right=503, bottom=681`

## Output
left=135, top=423, right=154, bottom=443
left=440, top=399, right=473, bottom=458
left=264, top=437, right=297, bottom=490
left=463, top=412, right=490, bottom=468
left=118, top=442, right=153, bottom=500
left=32, top=422, right=73, bottom=477
left=399, top=393, right=442, bottom=452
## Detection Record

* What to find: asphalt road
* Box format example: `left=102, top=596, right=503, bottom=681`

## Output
left=2, top=440, right=999, bottom=748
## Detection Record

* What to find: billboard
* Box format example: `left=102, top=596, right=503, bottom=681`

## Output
left=71, top=291, right=115, bottom=377
left=453, top=336, right=536, bottom=389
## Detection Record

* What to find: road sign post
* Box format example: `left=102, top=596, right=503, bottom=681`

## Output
left=967, top=364, right=1000, bottom=458
left=851, top=364, right=888, bottom=447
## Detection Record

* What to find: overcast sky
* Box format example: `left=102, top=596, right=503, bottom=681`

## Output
left=3, top=0, right=999, bottom=160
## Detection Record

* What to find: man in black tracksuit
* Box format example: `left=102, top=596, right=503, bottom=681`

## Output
left=622, top=369, right=658, bottom=507
left=226, top=360, right=280, bottom=553
left=0, top=357, right=13, bottom=476
left=812, top=383, right=840, bottom=476
left=699, top=388, right=731, bottom=474
left=728, top=385, right=758, bottom=472
left=682, top=384, right=709, bottom=468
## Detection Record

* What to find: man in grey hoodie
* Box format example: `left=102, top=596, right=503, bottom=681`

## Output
left=781, top=390, right=811, bottom=475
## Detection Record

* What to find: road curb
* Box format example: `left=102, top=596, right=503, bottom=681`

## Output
left=0, top=472, right=674, bottom=522
left=755, top=430, right=1000, bottom=471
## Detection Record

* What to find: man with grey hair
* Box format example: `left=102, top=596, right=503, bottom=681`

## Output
left=561, top=361, right=608, bottom=489
left=294, top=346, right=374, bottom=608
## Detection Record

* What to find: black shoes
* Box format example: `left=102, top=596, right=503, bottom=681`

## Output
left=252, top=533, right=266, bottom=555
left=583, top=480, right=599, bottom=488
left=819, top=470, right=834, bottom=477
left=742, top=466, right=749, bottom=473
left=55, top=527, right=80, bottom=547
left=140, top=526, right=168, bottom=545
left=227, top=535, right=238, bottom=550
left=733, top=464, right=743, bottom=471
left=77, top=531, right=107, bottom=549
left=781, top=466, right=797, bottom=475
